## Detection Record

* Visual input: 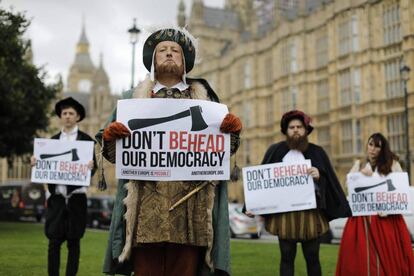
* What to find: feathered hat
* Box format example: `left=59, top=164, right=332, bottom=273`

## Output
left=142, top=27, right=198, bottom=75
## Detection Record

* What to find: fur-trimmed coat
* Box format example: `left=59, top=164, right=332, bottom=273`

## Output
left=96, top=77, right=231, bottom=276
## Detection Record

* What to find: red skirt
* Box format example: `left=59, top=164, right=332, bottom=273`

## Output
left=336, top=215, right=414, bottom=276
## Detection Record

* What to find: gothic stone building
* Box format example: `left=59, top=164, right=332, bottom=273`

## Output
left=179, top=0, right=414, bottom=202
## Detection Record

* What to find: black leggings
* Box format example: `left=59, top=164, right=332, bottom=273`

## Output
left=279, top=238, right=321, bottom=276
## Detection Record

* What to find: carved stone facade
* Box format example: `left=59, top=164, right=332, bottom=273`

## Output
left=181, top=0, right=414, bottom=202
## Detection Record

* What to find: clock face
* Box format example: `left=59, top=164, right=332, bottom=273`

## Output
left=78, top=79, right=91, bottom=92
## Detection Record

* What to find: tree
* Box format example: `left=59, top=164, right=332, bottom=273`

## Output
left=0, top=8, right=59, bottom=162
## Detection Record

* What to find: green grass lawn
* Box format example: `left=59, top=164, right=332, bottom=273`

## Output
left=231, top=240, right=339, bottom=275
left=0, top=222, right=340, bottom=275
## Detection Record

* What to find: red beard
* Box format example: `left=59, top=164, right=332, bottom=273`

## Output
left=156, top=62, right=183, bottom=78
left=286, top=134, right=309, bottom=152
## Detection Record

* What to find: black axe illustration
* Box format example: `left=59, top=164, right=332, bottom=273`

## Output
left=128, top=105, right=208, bottom=131
left=354, top=179, right=396, bottom=193
left=39, top=148, right=79, bottom=161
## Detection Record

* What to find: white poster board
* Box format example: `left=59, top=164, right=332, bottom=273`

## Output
left=31, top=138, right=94, bottom=186
left=243, top=160, right=316, bottom=215
left=347, top=172, right=412, bottom=216
left=115, top=98, right=230, bottom=181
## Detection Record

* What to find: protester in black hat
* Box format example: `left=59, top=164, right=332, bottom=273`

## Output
left=96, top=27, right=241, bottom=276
left=31, top=96, right=97, bottom=276
left=246, top=110, right=351, bottom=276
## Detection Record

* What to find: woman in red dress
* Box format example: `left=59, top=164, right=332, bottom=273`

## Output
left=336, top=133, right=414, bottom=276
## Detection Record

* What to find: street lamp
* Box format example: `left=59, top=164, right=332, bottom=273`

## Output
left=401, top=65, right=411, bottom=181
left=128, top=18, right=140, bottom=89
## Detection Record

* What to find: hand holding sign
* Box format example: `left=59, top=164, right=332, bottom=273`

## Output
left=360, top=166, right=373, bottom=176
left=220, top=113, right=242, bottom=134
left=307, top=167, right=320, bottom=180
left=103, top=122, right=130, bottom=142
left=244, top=211, right=255, bottom=218
left=87, top=160, right=94, bottom=170
left=30, top=156, right=36, bottom=167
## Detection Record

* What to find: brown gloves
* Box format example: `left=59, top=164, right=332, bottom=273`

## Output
left=220, top=113, right=242, bottom=156
left=101, top=122, right=130, bottom=164
left=220, top=113, right=242, bottom=134
left=103, top=122, right=130, bottom=142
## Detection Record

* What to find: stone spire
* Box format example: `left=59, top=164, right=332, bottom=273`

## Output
left=76, top=18, right=89, bottom=54
left=224, top=0, right=253, bottom=30
left=24, top=40, right=33, bottom=64
left=67, top=20, right=95, bottom=92
left=177, top=0, right=186, bottom=27
left=99, top=52, right=103, bottom=67
left=93, top=53, right=109, bottom=88
left=190, top=0, right=204, bottom=24
left=225, top=0, right=237, bottom=9
left=91, top=53, right=111, bottom=118
left=72, top=21, right=94, bottom=70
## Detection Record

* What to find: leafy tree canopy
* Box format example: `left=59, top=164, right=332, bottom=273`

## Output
left=0, top=8, right=60, bottom=161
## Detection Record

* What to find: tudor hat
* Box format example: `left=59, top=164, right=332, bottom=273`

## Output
left=55, top=97, right=85, bottom=122
left=280, top=110, right=313, bottom=135
left=143, top=28, right=196, bottom=73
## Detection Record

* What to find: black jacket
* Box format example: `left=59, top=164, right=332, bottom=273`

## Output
left=45, top=129, right=97, bottom=240
left=261, top=141, right=352, bottom=221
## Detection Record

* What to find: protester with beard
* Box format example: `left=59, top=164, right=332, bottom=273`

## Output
left=96, top=28, right=241, bottom=276
left=247, top=110, right=351, bottom=276
left=336, top=133, right=414, bottom=276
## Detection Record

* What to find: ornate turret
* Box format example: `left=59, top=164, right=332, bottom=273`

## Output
left=224, top=0, right=237, bottom=9
left=190, top=0, right=204, bottom=24
left=67, top=21, right=96, bottom=92
left=77, top=24, right=89, bottom=54
left=92, top=53, right=110, bottom=91
left=224, top=0, right=253, bottom=30
left=24, top=40, right=33, bottom=64
left=90, top=53, right=113, bottom=124
left=177, top=0, right=186, bottom=28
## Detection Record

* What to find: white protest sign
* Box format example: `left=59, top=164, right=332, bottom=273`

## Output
left=31, top=138, right=94, bottom=186
left=115, top=98, right=230, bottom=181
left=243, top=160, right=316, bottom=215
left=347, top=172, right=412, bottom=216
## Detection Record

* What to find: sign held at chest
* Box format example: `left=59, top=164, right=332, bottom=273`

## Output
left=115, top=99, right=231, bottom=181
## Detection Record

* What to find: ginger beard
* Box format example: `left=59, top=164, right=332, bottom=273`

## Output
left=153, top=40, right=185, bottom=80
left=286, top=132, right=309, bottom=152
left=156, top=61, right=183, bottom=77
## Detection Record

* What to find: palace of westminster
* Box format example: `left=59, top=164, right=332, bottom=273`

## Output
left=1, top=0, right=414, bottom=202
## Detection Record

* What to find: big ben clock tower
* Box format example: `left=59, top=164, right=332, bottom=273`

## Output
left=66, top=23, right=95, bottom=93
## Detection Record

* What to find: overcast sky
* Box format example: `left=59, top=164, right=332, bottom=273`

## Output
left=1, top=0, right=224, bottom=94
